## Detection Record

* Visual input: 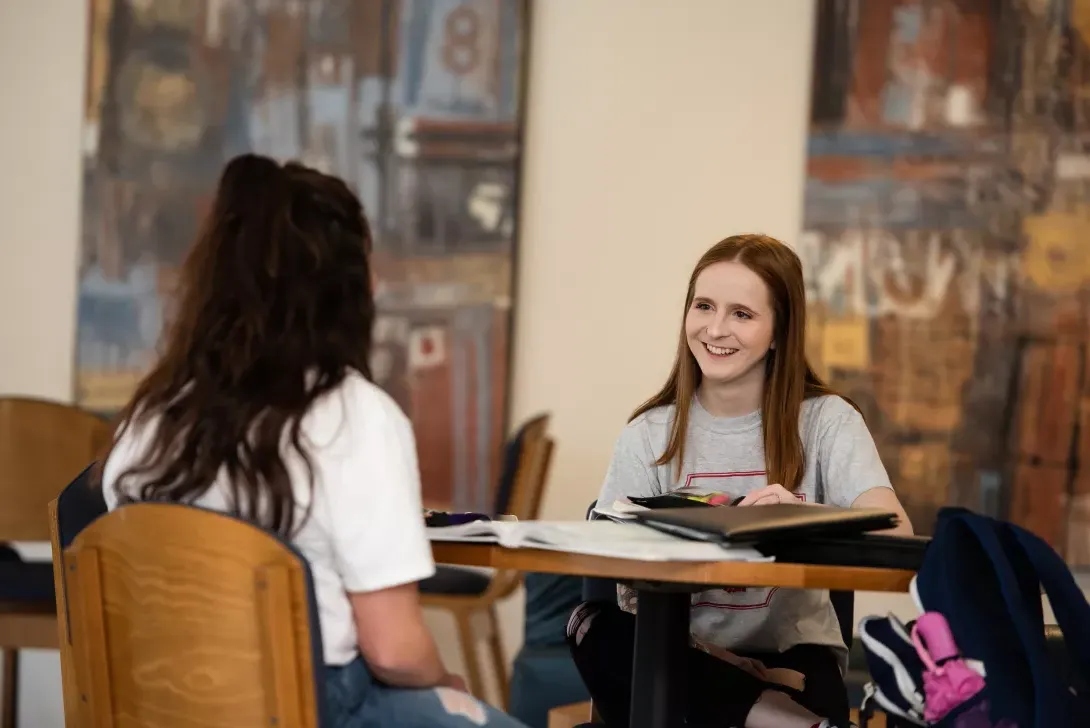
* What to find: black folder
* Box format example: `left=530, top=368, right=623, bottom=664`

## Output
left=756, top=532, right=931, bottom=570
left=632, top=503, right=899, bottom=544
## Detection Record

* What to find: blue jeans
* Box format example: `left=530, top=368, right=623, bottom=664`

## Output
left=325, top=658, right=530, bottom=728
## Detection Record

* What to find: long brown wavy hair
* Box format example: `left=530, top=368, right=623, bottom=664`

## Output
left=631, top=234, right=853, bottom=490
left=100, top=154, right=376, bottom=537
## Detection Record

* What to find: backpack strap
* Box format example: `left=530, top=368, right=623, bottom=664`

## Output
left=934, top=510, right=1090, bottom=727
left=953, top=513, right=1071, bottom=726
left=915, top=508, right=1036, bottom=725
left=1005, top=523, right=1090, bottom=696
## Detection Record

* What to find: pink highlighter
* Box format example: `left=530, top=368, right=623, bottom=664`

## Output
left=706, top=494, right=747, bottom=506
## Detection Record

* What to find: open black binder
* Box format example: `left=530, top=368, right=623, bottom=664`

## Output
left=632, top=503, right=898, bottom=543
left=633, top=503, right=929, bottom=570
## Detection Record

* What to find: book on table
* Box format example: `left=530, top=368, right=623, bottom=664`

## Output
left=590, top=500, right=928, bottom=570
left=426, top=519, right=772, bottom=563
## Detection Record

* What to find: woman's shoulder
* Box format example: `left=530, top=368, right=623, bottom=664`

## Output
left=802, top=392, right=858, bottom=420
left=338, top=369, right=407, bottom=418
left=305, top=369, right=411, bottom=443
left=800, top=393, right=866, bottom=433
left=615, top=403, right=674, bottom=454
left=628, top=402, right=675, bottom=429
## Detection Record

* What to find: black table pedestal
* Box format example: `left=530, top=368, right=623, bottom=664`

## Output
left=628, top=588, right=691, bottom=728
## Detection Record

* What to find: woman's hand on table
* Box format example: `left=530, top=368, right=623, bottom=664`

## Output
left=735, top=484, right=808, bottom=507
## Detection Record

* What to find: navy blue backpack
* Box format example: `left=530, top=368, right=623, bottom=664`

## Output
left=912, top=507, right=1090, bottom=727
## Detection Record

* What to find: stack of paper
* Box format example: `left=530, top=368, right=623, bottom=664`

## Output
left=426, top=519, right=772, bottom=563
left=590, top=498, right=649, bottom=522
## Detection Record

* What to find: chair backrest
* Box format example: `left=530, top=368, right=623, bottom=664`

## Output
left=493, top=413, right=552, bottom=520
left=59, top=502, right=325, bottom=728
left=0, top=397, right=112, bottom=541
left=478, top=418, right=556, bottom=604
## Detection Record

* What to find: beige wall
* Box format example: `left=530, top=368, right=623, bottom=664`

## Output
left=514, top=0, right=816, bottom=521
left=0, top=0, right=85, bottom=400
left=0, top=2, right=928, bottom=726
left=0, top=1, right=89, bottom=722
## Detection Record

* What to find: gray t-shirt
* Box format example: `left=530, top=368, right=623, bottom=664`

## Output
left=598, top=394, right=893, bottom=663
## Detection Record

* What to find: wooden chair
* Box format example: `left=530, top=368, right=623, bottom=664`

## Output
left=0, top=397, right=111, bottom=728
left=421, top=413, right=555, bottom=707
left=50, top=500, right=326, bottom=728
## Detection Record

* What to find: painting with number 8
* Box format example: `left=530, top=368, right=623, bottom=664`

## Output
left=75, top=0, right=531, bottom=512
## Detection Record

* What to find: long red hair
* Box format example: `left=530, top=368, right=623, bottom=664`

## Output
left=631, top=234, right=855, bottom=489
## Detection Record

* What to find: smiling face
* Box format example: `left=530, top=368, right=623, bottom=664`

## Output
left=685, top=260, right=776, bottom=394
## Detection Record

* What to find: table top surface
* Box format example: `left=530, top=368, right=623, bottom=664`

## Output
left=431, top=541, right=915, bottom=593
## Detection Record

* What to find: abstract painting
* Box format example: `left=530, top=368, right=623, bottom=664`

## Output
left=802, top=0, right=1090, bottom=564
left=75, top=0, right=530, bottom=511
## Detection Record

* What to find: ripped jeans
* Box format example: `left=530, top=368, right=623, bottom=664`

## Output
left=325, top=657, right=530, bottom=728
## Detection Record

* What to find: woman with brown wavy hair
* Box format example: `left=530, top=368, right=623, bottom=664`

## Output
left=567, top=234, right=912, bottom=728
left=98, top=154, right=528, bottom=728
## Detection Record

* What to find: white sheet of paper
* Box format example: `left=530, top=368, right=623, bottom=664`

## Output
left=427, top=520, right=772, bottom=563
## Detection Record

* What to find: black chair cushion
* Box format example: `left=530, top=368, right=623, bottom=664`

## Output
left=0, top=548, right=54, bottom=604
left=419, top=566, right=492, bottom=596
left=0, top=463, right=106, bottom=607
left=57, top=463, right=108, bottom=549
left=0, top=463, right=107, bottom=607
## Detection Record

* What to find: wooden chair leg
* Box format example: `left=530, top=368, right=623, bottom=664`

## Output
left=486, top=606, right=509, bottom=709
left=2, top=648, right=17, bottom=728
left=455, top=611, right=485, bottom=701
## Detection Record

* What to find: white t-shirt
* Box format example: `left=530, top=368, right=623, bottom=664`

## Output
left=101, top=371, right=436, bottom=666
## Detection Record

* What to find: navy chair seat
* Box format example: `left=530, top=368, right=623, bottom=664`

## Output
left=1, top=466, right=117, bottom=607
left=0, top=462, right=104, bottom=606
left=419, top=566, right=492, bottom=597
left=0, top=551, right=54, bottom=604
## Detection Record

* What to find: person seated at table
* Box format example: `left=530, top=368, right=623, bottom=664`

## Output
left=96, top=154, right=529, bottom=728
left=566, top=234, right=913, bottom=728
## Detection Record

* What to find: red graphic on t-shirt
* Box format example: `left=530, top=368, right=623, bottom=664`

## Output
left=681, top=471, right=805, bottom=610
left=683, top=470, right=766, bottom=489
left=693, top=587, right=780, bottom=610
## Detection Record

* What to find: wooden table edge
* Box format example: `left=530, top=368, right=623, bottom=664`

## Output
left=431, top=542, right=914, bottom=592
